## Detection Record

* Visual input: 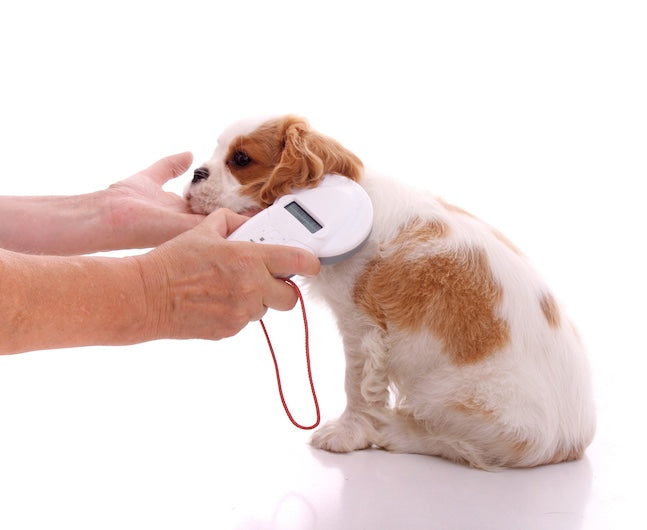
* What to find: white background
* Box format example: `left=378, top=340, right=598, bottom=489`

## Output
left=1, top=1, right=646, bottom=529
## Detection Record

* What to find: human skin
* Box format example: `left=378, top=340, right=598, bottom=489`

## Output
left=0, top=154, right=320, bottom=354
left=0, top=152, right=204, bottom=255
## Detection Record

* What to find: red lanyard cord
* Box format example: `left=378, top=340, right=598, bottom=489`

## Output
left=259, top=278, right=320, bottom=430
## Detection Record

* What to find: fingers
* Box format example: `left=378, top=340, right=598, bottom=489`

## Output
left=254, top=244, right=319, bottom=314
left=146, top=206, right=322, bottom=340
left=201, top=208, right=253, bottom=238
left=225, top=241, right=317, bottom=314
left=261, top=244, right=321, bottom=279
left=146, top=152, right=194, bottom=185
left=201, top=209, right=321, bottom=277
left=261, top=277, right=301, bottom=312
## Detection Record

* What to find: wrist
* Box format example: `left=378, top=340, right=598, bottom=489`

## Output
left=131, top=251, right=172, bottom=340
left=60, top=190, right=119, bottom=254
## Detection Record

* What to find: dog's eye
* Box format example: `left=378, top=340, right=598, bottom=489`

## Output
left=232, top=150, right=252, bottom=168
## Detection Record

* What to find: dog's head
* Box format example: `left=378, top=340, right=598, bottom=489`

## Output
left=186, top=115, right=363, bottom=215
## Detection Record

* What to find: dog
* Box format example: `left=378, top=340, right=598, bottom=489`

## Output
left=186, top=115, right=595, bottom=469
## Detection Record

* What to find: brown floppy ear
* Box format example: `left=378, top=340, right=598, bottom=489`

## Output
left=259, top=116, right=363, bottom=205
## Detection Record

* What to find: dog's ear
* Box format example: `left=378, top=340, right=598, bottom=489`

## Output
left=259, top=116, right=363, bottom=205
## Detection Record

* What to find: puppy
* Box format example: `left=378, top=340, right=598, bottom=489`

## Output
left=187, top=115, right=595, bottom=469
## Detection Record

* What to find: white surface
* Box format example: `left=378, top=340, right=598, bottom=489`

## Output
left=1, top=1, right=646, bottom=529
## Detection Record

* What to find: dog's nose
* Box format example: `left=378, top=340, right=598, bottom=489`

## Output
left=192, top=167, right=210, bottom=183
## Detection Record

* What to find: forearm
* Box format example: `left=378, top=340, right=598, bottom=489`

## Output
left=0, top=208, right=321, bottom=355
left=0, top=193, right=116, bottom=255
left=0, top=249, right=155, bottom=354
left=0, top=153, right=204, bottom=255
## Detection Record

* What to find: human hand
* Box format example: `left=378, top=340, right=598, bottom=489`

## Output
left=135, top=208, right=321, bottom=340
left=105, top=152, right=205, bottom=249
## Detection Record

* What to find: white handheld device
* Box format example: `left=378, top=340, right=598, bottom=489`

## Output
left=227, top=174, right=373, bottom=265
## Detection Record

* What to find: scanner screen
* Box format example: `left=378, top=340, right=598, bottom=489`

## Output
left=285, top=201, right=323, bottom=233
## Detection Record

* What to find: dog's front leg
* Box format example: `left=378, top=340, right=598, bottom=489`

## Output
left=311, top=325, right=389, bottom=453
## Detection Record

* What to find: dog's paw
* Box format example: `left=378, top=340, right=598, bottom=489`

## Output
left=311, top=414, right=374, bottom=453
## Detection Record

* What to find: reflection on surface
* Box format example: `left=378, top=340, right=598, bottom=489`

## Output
left=312, top=448, right=592, bottom=530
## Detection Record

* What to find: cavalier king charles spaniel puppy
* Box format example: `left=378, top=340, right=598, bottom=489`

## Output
left=187, top=115, right=595, bottom=469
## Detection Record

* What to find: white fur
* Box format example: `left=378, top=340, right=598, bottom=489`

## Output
left=308, top=173, right=595, bottom=468
left=186, top=117, right=270, bottom=215
left=188, top=119, right=596, bottom=469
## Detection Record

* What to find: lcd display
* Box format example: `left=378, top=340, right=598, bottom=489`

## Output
left=285, top=201, right=323, bottom=233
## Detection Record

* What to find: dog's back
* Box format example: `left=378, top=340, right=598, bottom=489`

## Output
left=309, top=172, right=595, bottom=469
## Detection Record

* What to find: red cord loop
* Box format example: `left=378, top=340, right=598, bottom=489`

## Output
left=259, top=278, right=320, bottom=430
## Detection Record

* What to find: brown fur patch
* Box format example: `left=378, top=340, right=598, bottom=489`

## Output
left=391, top=218, right=450, bottom=246
left=227, top=121, right=284, bottom=187
left=540, top=292, right=561, bottom=328
left=354, top=222, right=509, bottom=365
left=226, top=115, right=363, bottom=207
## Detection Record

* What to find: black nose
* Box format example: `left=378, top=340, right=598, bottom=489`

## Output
left=192, top=167, right=210, bottom=183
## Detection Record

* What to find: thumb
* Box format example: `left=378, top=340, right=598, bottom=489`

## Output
left=146, top=152, right=194, bottom=185
left=201, top=208, right=252, bottom=238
